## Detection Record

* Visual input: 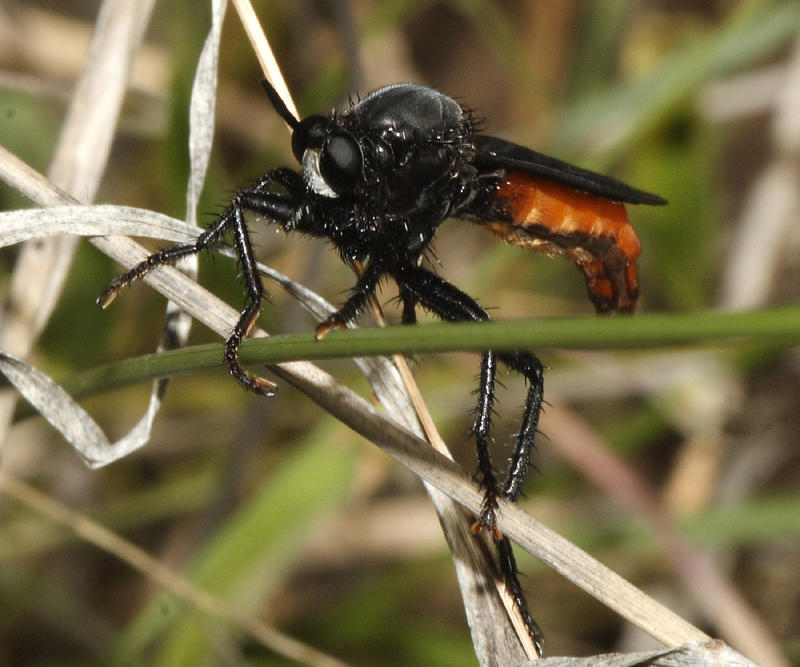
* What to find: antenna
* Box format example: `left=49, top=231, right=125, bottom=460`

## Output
left=262, top=79, right=300, bottom=130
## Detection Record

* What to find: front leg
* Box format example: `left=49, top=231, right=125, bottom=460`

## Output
left=98, top=171, right=302, bottom=395
left=221, top=193, right=272, bottom=394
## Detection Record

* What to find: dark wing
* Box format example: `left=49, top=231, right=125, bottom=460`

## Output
left=473, top=135, right=667, bottom=206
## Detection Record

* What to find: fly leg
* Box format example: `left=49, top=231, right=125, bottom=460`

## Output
left=393, top=266, right=502, bottom=516
left=497, top=350, right=545, bottom=504
left=495, top=349, right=545, bottom=656
left=393, top=264, right=501, bottom=522
left=98, top=171, right=301, bottom=395
left=496, top=532, right=544, bottom=656
left=394, top=263, right=544, bottom=653
left=315, top=259, right=385, bottom=338
left=399, top=285, right=417, bottom=325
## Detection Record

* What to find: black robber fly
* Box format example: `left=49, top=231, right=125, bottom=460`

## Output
left=99, top=81, right=666, bottom=654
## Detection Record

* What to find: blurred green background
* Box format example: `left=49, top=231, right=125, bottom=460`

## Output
left=1, top=0, right=798, bottom=664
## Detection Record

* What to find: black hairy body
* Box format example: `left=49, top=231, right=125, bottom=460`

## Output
left=99, top=81, right=666, bottom=654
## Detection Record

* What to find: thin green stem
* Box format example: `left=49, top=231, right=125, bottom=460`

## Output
left=17, top=305, right=800, bottom=420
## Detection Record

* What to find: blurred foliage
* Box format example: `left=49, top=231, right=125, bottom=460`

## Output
left=1, top=0, right=799, bottom=665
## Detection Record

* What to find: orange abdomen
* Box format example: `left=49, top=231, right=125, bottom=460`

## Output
left=485, top=169, right=642, bottom=313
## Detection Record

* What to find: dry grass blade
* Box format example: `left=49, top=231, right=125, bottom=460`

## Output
left=0, top=471, right=347, bottom=667
left=545, top=404, right=790, bottom=667
left=0, top=204, right=207, bottom=468
left=528, top=642, right=756, bottom=666
left=0, top=0, right=229, bottom=466
left=0, top=140, right=715, bottom=656
left=231, top=0, right=299, bottom=120
left=0, top=352, right=154, bottom=467
left=187, top=0, right=226, bottom=222
left=3, top=2, right=759, bottom=662
left=720, top=36, right=800, bottom=309
left=0, top=0, right=156, bottom=444
left=0, top=206, right=199, bottom=248
left=362, top=286, right=537, bottom=661
left=230, top=0, right=536, bottom=659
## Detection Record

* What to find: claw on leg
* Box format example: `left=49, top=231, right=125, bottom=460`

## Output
left=223, top=336, right=277, bottom=395
left=240, top=371, right=277, bottom=395
left=315, top=316, right=347, bottom=340
left=470, top=487, right=504, bottom=541
left=96, top=288, right=118, bottom=309
left=97, top=271, right=142, bottom=309
left=471, top=517, right=503, bottom=543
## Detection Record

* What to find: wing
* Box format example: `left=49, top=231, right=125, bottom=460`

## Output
left=473, top=135, right=667, bottom=206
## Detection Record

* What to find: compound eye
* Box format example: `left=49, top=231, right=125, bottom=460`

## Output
left=319, top=133, right=362, bottom=193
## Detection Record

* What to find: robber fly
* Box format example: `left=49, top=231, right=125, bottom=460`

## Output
left=99, top=81, right=666, bottom=653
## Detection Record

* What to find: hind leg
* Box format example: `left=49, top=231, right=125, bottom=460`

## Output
left=394, top=263, right=545, bottom=653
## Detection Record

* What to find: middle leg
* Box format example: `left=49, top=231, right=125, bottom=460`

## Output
left=315, top=259, right=386, bottom=338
